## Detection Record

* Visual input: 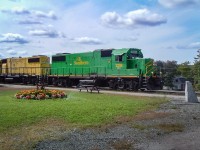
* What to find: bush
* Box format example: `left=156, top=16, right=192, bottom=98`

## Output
left=15, top=89, right=67, bottom=100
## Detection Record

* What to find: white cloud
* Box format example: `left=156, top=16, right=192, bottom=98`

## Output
left=1, top=7, right=30, bottom=15
left=41, top=51, right=53, bottom=56
left=189, top=42, right=200, bottom=49
left=101, top=9, right=167, bottom=28
left=116, top=36, right=138, bottom=42
left=158, top=0, right=199, bottom=8
left=12, top=7, right=30, bottom=14
left=7, top=50, right=17, bottom=55
left=34, top=10, right=57, bottom=20
left=72, top=37, right=102, bottom=45
left=29, top=29, right=65, bottom=38
left=18, top=50, right=27, bottom=55
left=177, top=42, right=200, bottom=49
left=101, top=12, right=122, bottom=27
left=1, top=7, right=57, bottom=20
left=0, top=53, right=4, bottom=58
left=0, top=47, right=12, bottom=51
left=9, top=0, right=21, bottom=2
left=0, top=33, right=28, bottom=44
left=18, top=19, right=43, bottom=24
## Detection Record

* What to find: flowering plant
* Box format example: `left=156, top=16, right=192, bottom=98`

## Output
left=15, top=89, right=67, bottom=100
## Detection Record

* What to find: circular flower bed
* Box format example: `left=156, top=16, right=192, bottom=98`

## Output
left=15, top=89, right=67, bottom=100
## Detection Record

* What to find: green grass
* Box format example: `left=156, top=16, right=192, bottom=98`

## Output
left=0, top=90, right=167, bottom=132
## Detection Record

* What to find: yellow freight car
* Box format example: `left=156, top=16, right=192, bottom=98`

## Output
left=27, top=55, right=50, bottom=75
left=5, top=55, right=50, bottom=75
left=7, top=57, right=27, bottom=74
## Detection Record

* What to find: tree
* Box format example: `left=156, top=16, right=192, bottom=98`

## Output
left=154, top=60, right=164, bottom=75
left=155, top=60, right=178, bottom=87
left=194, top=49, right=200, bottom=63
left=177, top=61, right=193, bottom=79
left=192, top=49, right=200, bottom=90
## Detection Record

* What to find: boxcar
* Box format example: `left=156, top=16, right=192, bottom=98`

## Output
left=0, top=55, right=50, bottom=84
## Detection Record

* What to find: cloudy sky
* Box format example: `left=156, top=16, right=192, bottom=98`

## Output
left=0, top=0, right=200, bottom=63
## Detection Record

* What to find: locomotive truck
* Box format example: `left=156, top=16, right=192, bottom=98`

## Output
left=0, top=48, right=163, bottom=91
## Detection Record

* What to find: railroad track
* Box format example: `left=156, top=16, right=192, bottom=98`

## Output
left=1, top=83, right=198, bottom=96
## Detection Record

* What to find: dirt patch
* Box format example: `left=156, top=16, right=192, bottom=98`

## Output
left=156, top=123, right=184, bottom=133
left=0, top=118, right=71, bottom=150
left=134, top=111, right=172, bottom=121
left=110, top=139, right=133, bottom=150
left=0, top=86, right=15, bottom=91
left=114, top=111, right=171, bottom=125
left=0, top=85, right=32, bottom=91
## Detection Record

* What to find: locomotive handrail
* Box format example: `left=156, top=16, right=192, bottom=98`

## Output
left=0, top=66, right=51, bottom=76
left=49, top=66, right=107, bottom=77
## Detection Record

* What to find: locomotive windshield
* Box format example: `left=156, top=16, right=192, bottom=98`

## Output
left=128, top=50, right=143, bottom=59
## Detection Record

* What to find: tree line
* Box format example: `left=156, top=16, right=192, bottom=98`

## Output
left=154, top=49, right=200, bottom=90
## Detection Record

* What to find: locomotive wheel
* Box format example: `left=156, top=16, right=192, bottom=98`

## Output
left=57, top=79, right=64, bottom=87
left=22, top=78, right=28, bottom=85
left=66, top=79, right=72, bottom=87
left=52, top=79, right=58, bottom=86
left=115, top=80, right=126, bottom=90
left=127, top=81, right=133, bottom=91
left=108, top=80, right=114, bottom=89
left=117, top=80, right=126, bottom=90
left=31, top=78, right=37, bottom=85
left=133, top=81, right=139, bottom=91
left=62, top=80, right=67, bottom=87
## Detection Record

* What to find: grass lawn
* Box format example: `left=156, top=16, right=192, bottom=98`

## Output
left=0, top=90, right=167, bottom=132
left=0, top=89, right=167, bottom=150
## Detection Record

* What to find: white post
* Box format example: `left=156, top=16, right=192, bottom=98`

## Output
left=185, top=81, right=198, bottom=103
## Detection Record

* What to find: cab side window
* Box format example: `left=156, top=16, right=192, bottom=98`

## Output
left=115, top=55, right=123, bottom=62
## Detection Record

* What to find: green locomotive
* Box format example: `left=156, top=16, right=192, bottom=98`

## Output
left=49, top=48, right=163, bottom=90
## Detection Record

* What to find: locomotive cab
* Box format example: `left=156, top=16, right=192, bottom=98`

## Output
left=112, top=48, right=163, bottom=90
left=126, top=49, right=144, bottom=70
left=111, top=48, right=143, bottom=70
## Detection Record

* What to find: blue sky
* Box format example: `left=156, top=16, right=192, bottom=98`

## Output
left=0, top=0, right=200, bottom=63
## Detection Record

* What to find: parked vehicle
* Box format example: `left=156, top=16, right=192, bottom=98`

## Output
left=172, top=77, right=186, bottom=91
